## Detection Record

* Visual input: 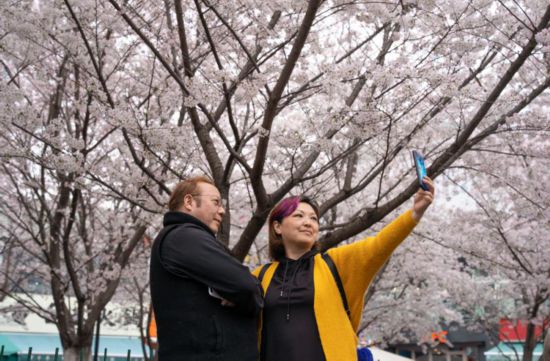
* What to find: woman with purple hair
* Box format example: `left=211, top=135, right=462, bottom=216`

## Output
left=253, top=177, right=435, bottom=361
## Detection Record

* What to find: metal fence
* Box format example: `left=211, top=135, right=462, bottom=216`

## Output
left=0, top=345, right=146, bottom=361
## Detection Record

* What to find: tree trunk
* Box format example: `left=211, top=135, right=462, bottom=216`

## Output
left=522, top=321, right=537, bottom=361
left=64, top=346, right=92, bottom=361
left=542, top=330, right=550, bottom=361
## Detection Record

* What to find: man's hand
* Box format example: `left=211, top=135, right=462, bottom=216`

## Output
left=221, top=299, right=236, bottom=307
left=412, top=176, right=435, bottom=222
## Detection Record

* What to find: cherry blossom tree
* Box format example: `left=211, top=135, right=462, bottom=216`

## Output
left=369, top=130, right=549, bottom=358
left=0, top=1, right=155, bottom=360
left=102, top=0, right=550, bottom=257
left=104, top=0, right=549, bottom=355
left=427, top=143, right=549, bottom=361
left=107, top=0, right=549, bottom=355
left=1, top=0, right=550, bottom=359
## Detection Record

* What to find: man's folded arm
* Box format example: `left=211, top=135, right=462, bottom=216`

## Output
left=160, top=225, right=263, bottom=315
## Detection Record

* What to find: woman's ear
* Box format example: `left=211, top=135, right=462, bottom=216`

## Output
left=273, top=221, right=282, bottom=236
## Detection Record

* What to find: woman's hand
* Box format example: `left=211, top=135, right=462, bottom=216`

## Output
left=412, top=176, right=435, bottom=222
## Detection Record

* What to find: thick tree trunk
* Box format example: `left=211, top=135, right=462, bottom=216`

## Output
left=64, top=346, right=92, bottom=361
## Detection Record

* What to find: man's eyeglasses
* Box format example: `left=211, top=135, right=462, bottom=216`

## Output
left=191, top=194, right=227, bottom=209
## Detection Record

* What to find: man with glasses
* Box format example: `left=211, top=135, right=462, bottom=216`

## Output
left=150, top=176, right=263, bottom=361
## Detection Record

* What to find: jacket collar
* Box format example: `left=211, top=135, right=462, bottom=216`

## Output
left=280, top=248, right=319, bottom=263
left=163, top=211, right=216, bottom=238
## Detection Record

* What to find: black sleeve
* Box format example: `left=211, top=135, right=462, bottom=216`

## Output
left=159, top=224, right=263, bottom=316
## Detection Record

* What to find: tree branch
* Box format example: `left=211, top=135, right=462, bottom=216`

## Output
left=250, top=0, right=323, bottom=202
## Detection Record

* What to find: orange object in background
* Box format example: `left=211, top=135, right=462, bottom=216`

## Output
left=421, top=330, right=452, bottom=347
left=431, top=331, right=449, bottom=344
left=144, top=308, right=158, bottom=350
left=149, top=312, right=157, bottom=338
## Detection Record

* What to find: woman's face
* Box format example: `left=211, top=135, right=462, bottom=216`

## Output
left=274, top=202, right=319, bottom=249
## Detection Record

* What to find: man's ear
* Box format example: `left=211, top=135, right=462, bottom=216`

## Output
left=182, top=194, right=194, bottom=211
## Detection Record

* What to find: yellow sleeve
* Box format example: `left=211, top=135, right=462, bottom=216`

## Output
left=326, top=210, right=418, bottom=329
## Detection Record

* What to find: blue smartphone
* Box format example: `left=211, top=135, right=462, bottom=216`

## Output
left=412, top=150, right=429, bottom=191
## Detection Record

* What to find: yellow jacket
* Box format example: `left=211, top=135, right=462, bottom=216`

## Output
left=253, top=210, right=418, bottom=361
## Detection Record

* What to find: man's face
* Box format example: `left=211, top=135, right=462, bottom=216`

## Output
left=183, top=182, right=225, bottom=233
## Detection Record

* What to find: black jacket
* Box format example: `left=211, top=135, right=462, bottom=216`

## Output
left=260, top=250, right=325, bottom=361
left=150, top=211, right=263, bottom=361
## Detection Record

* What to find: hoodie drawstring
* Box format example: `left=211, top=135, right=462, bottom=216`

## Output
left=280, top=261, right=289, bottom=297
left=283, top=258, right=303, bottom=322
